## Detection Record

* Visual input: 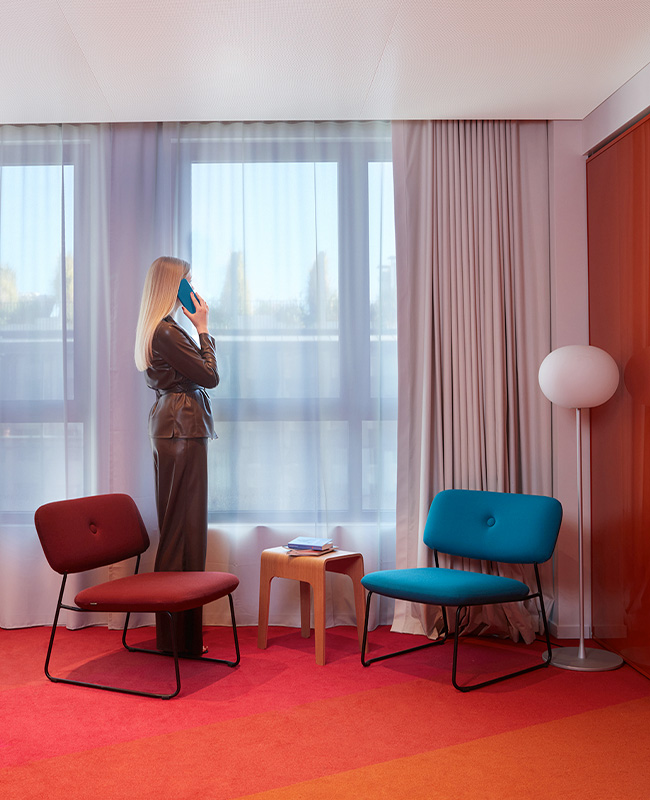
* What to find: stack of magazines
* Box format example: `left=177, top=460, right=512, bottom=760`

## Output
left=284, top=537, right=335, bottom=556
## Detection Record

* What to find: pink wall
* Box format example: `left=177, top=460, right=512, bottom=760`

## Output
left=547, top=120, right=590, bottom=638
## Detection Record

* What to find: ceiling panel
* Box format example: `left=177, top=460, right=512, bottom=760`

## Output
left=0, top=0, right=649, bottom=124
left=362, top=1, right=650, bottom=119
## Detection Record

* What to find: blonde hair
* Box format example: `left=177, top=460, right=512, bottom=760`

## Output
left=134, top=257, right=190, bottom=371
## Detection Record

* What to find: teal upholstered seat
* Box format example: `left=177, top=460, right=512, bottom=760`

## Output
left=362, top=568, right=530, bottom=606
left=360, top=489, right=562, bottom=691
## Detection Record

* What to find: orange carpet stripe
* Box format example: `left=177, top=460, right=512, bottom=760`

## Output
left=3, top=684, right=649, bottom=799
left=237, top=696, right=650, bottom=800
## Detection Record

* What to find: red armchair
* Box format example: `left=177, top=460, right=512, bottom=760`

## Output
left=34, top=493, right=240, bottom=699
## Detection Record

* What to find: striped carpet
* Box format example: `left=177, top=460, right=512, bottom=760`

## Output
left=1, top=624, right=649, bottom=799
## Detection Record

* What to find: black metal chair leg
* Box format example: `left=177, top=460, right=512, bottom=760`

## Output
left=361, top=591, right=448, bottom=666
left=44, top=580, right=239, bottom=699
left=45, top=599, right=181, bottom=699
left=44, top=575, right=67, bottom=684
left=361, top=573, right=553, bottom=692
left=451, top=596, right=551, bottom=692
left=122, top=593, right=240, bottom=667
left=535, top=564, right=554, bottom=666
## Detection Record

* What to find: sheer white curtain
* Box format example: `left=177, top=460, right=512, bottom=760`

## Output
left=0, top=124, right=111, bottom=628
left=391, top=120, right=553, bottom=642
left=0, top=121, right=397, bottom=630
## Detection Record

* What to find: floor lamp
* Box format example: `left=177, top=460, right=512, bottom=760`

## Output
left=538, top=344, right=624, bottom=671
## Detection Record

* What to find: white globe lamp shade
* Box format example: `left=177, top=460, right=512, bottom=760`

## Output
left=538, top=345, right=619, bottom=409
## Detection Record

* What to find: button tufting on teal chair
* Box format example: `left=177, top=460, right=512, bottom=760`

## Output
left=361, top=489, right=563, bottom=691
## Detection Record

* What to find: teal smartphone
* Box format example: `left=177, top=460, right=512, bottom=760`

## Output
left=177, top=278, right=196, bottom=313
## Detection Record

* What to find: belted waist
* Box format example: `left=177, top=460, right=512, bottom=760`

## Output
left=148, top=384, right=215, bottom=439
left=154, top=386, right=209, bottom=399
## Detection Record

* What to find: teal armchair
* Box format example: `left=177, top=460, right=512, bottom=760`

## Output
left=361, top=489, right=562, bottom=691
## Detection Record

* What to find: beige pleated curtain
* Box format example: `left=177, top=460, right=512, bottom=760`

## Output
left=391, top=120, right=553, bottom=642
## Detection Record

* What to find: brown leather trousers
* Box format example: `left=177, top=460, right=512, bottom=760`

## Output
left=152, top=436, right=208, bottom=656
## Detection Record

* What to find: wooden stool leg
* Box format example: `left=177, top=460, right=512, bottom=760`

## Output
left=327, top=555, right=367, bottom=653
left=258, top=569, right=273, bottom=651
left=312, top=570, right=327, bottom=665
left=346, top=558, right=367, bottom=651
left=299, top=580, right=311, bottom=638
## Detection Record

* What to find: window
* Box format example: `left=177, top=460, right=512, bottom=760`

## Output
left=0, top=150, right=84, bottom=521
left=181, top=125, right=397, bottom=523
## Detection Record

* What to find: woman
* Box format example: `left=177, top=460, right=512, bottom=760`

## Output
left=134, top=256, right=218, bottom=656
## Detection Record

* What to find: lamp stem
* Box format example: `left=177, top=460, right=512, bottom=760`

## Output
left=576, top=407, right=586, bottom=659
left=542, top=400, right=623, bottom=670
left=539, top=345, right=623, bottom=671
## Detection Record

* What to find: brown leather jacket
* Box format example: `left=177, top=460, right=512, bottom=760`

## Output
left=146, top=316, right=219, bottom=439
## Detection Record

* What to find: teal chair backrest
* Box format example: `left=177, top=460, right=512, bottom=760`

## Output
left=423, top=489, right=562, bottom=565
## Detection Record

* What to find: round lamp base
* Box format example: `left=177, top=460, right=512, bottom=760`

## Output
left=543, top=646, right=624, bottom=672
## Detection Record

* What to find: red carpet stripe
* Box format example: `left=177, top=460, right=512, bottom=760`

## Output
left=1, top=626, right=649, bottom=799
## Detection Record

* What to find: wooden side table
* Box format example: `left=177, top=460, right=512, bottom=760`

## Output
left=257, top=547, right=366, bottom=665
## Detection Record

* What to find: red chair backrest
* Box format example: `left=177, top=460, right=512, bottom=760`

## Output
left=34, top=493, right=150, bottom=575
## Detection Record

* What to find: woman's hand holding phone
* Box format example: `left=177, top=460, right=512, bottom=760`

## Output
left=178, top=279, right=209, bottom=334
left=184, top=292, right=209, bottom=334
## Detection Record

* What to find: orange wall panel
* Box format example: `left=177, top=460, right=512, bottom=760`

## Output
left=587, top=114, right=650, bottom=679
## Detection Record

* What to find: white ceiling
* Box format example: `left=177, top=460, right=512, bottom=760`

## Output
left=2, top=0, right=650, bottom=124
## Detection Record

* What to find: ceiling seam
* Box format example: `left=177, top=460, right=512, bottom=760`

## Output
left=54, top=0, right=115, bottom=120
left=359, top=0, right=405, bottom=119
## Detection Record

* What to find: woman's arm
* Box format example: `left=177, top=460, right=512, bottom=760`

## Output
left=153, top=321, right=219, bottom=388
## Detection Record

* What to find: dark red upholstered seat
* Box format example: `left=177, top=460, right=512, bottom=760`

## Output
left=75, top=571, right=240, bottom=613
left=34, top=493, right=240, bottom=699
